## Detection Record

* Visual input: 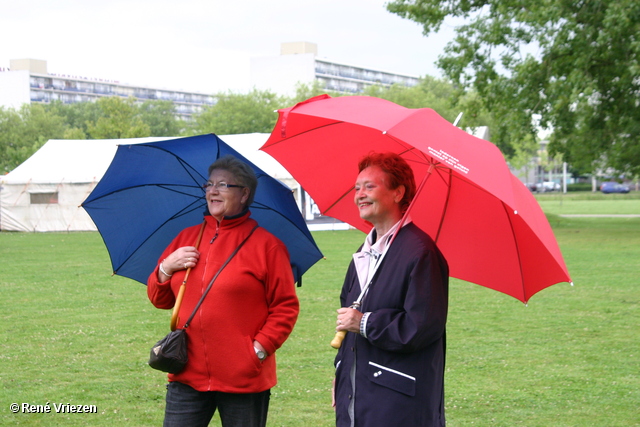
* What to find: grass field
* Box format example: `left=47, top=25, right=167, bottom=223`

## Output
left=1, top=192, right=639, bottom=426
left=534, top=190, right=640, bottom=215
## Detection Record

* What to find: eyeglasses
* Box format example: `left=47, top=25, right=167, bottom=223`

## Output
left=202, top=181, right=244, bottom=192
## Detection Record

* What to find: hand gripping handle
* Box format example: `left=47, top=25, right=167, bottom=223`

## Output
left=170, top=221, right=206, bottom=331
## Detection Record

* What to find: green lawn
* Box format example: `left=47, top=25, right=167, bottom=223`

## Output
left=1, top=199, right=639, bottom=426
left=535, top=191, right=640, bottom=215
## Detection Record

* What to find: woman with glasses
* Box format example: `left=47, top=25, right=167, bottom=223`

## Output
left=147, top=155, right=299, bottom=427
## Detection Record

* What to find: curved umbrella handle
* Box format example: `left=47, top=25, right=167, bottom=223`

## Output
left=170, top=281, right=188, bottom=331
left=331, top=299, right=368, bottom=348
left=170, top=221, right=207, bottom=331
left=330, top=330, right=347, bottom=349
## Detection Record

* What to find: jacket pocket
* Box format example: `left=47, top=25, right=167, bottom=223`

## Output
left=244, top=335, right=263, bottom=374
left=222, top=335, right=262, bottom=381
left=367, top=361, right=416, bottom=397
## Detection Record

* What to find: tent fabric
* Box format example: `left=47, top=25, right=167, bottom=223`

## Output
left=0, top=134, right=288, bottom=232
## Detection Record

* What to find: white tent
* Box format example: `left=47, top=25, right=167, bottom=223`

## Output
left=0, top=133, right=294, bottom=232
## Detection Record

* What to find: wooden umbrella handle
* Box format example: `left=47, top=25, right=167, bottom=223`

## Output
left=170, top=279, right=189, bottom=331
left=169, top=221, right=206, bottom=331
left=330, top=330, right=347, bottom=349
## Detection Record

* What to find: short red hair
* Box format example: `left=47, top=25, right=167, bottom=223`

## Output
left=358, top=152, right=416, bottom=213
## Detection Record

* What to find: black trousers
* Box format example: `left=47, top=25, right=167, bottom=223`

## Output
left=163, top=381, right=270, bottom=427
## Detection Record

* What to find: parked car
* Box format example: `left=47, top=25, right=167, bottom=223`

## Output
left=539, top=181, right=561, bottom=192
left=600, top=182, right=630, bottom=194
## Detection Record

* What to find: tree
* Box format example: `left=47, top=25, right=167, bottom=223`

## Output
left=47, top=98, right=183, bottom=138
left=138, top=100, right=184, bottom=136
left=45, top=100, right=101, bottom=138
left=0, top=107, right=25, bottom=173
left=63, top=127, right=87, bottom=140
left=86, top=97, right=150, bottom=139
left=362, top=77, right=501, bottom=152
left=0, top=104, right=67, bottom=173
left=364, top=78, right=455, bottom=112
left=1, top=97, right=183, bottom=172
left=509, top=133, right=541, bottom=184
left=190, top=89, right=287, bottom=135
left=387, top=0, right=640, bottom=175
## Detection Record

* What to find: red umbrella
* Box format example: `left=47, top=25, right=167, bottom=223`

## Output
left=261, top=95, right=572, bottom=303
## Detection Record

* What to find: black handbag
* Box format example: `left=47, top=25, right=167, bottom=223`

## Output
left=148, top=225, right=258, bottom=374
left=149, top=328, right=188, bottom=373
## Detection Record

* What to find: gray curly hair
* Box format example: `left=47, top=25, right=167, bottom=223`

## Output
left=208, top=155, right=258, bottom=206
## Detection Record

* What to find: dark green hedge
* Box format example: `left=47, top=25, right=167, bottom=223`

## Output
left=567, top=183, right=593, bottom=192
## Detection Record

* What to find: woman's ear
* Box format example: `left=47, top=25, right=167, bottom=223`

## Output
left=241, top=187, right=251, bottom=205
left=395, top=185, right=406, bottom=204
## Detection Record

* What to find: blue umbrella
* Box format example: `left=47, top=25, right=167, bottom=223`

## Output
left=82, top=133, right=323, bottom=285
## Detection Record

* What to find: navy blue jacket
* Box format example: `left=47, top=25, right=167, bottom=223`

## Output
left=334, top=223, right=449, bottom=426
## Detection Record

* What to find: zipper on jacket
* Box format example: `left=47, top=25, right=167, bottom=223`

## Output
left=210, top=221, right=220, bottom=244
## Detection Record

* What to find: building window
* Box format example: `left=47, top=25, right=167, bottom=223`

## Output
left=30, top=192, right=58, bottom=204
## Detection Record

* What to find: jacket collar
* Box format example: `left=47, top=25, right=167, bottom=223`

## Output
left=204, top=209, right=251, bottom=230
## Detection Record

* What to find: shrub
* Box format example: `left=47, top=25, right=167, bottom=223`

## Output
left=567, top=182, right=593, bottom=192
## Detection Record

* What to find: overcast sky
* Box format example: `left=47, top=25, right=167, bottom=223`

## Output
left=1, top=0, right=460, bottom=94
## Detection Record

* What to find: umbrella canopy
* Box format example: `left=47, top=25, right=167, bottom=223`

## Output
left=82, top=133, right=323, bottom=285
left=261, top=95, right=571, bottom=303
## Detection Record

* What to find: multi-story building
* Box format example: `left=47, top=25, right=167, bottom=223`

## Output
left=251, top=42, right=420, bottom=96
left=2, top=47, right=421, bottom=117
left=0, top=58, right=215, bottom=120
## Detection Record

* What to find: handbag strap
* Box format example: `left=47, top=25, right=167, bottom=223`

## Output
left=183, top=224, right=259, bottom=329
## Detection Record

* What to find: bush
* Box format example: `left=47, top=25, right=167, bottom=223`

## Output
left=567, top=182, right=593, bottom=192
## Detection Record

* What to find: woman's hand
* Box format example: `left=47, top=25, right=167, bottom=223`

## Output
left=331, top=378, right=336, bottom=409
left=158, top=246, right=200, bottom=281
left=336, top=307, right=363, bottom=334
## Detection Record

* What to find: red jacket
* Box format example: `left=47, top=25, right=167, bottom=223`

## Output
left=147, top=211, right=299, bottom=393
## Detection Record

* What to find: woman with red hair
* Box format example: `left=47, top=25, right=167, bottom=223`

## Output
left=332, top=152, right=449, bottom=426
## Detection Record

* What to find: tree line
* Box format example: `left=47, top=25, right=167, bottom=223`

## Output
left=0, top=78, right=493, bottom=174
left=387, top=0, right=640, bottom=179
left=3, top=2, right=639, bottom=180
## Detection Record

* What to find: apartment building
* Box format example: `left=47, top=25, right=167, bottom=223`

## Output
left=251, top=42, right=420, bottom=96
left=2, top=46, right=421, bottom=117
left=0, top=59, right=215, bottom=119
